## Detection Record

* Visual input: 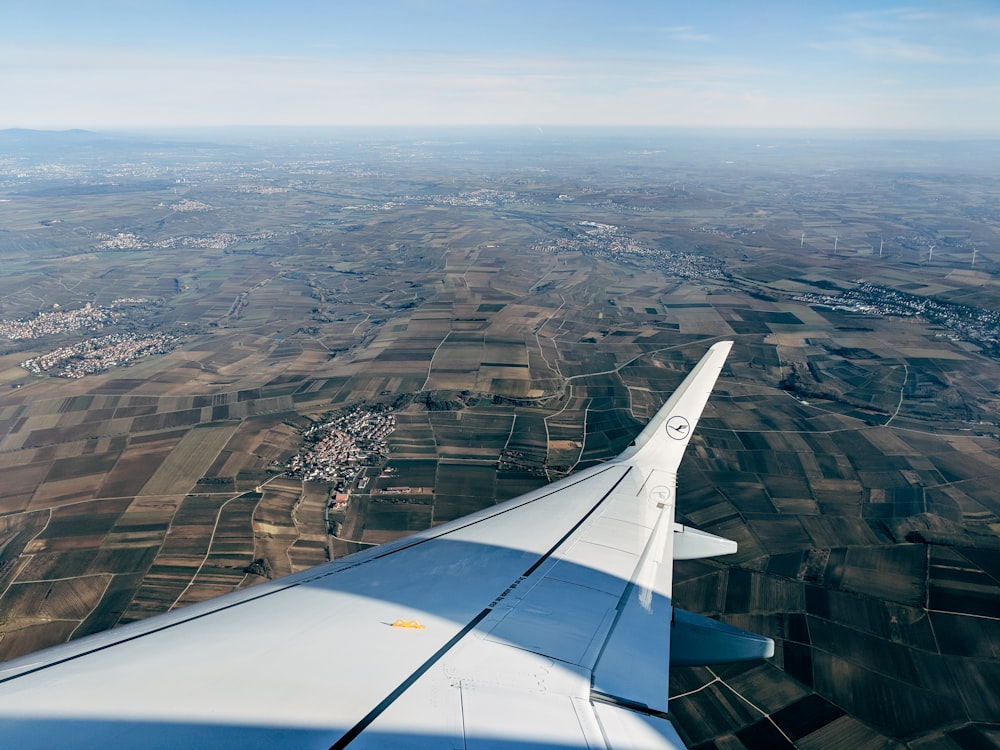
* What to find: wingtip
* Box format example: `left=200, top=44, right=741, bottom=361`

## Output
left=615, top=341, right=733, bottom=468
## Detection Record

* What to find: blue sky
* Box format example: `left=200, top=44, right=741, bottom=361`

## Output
left=2, top=1, right=998, bottom=131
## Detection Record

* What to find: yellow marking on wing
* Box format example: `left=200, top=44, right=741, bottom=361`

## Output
left=391, top=619, right=425, bottom=629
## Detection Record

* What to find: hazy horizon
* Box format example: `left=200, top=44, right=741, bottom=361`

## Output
left=5, top=124, right=1000, bottom=176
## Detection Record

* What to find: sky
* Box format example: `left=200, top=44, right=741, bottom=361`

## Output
left=2, top=1, right=999, bottom=132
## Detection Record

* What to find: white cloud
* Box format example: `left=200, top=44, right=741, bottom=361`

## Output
left=1, top=37, right=997, bottom=132
left=841, top=7, right=940, bottom=31
left=810, top=35, right=968, bottom=64
left=650, top=26, right=714, bottom=43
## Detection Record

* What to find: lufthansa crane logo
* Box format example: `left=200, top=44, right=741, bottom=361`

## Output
left=665, top=415, right=691, bottom=440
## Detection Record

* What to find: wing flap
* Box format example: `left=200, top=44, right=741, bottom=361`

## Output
left=593, top=701, right=687, bottom=750
left=462, top=688, right=595, bottom=749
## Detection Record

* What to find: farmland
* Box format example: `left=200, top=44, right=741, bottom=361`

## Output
left=1, top=129, right=1000, bottom=747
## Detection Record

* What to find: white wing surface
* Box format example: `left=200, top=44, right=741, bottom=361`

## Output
left=0, top=340, right=772, bottom=749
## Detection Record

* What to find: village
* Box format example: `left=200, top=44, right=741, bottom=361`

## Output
left=286, top=404, right=396, bottom=484
left=19, top=331, right=178, bottom=378
left=0, top=298, right=155, bottom=341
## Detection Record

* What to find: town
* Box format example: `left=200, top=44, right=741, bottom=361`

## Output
left=534, top=220, right=727, bottom=280
left=794, top=281, right=1000, bottom=354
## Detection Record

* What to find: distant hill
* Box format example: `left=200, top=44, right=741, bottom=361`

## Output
left=0, top=128, right=121, bottom=158
left=0, top=128, right=107, bottom=143
left=0, top=129, right=243, bottom=162
left=0, top=128, right=259, bottom=159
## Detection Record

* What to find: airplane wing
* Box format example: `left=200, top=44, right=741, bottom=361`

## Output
left=0, top=340, right=772, bottom=749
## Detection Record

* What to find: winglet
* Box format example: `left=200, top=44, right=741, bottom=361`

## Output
left=614, top=341, right=732, bottom=472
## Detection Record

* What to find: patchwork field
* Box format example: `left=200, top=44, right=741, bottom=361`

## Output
left=1, top=131, right=999, bottom=747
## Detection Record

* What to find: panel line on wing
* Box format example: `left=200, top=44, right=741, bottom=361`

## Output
left=0, top=465, right=623, bottom=687
left=520, top=467, right=631, bottom=579
left=329, top=468, right=633, bottom=749
left=328, top=608, right=492, bottom=750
